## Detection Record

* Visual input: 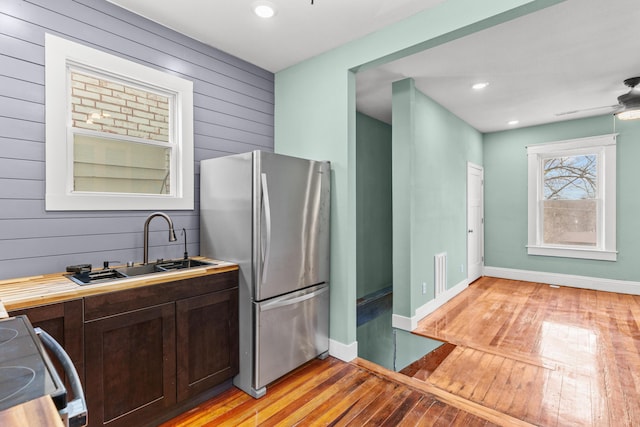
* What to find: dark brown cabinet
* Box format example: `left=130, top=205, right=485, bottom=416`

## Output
left=84, top=303, right=176, bottom=427
left=9, top=299, right=84, bottom=394
left=83, top=270, right=238, bottom=427
left=176, top=288, right=239, bottom=401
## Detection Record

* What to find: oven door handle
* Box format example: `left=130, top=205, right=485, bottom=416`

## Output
left=35, top=327, right=88, bottom=427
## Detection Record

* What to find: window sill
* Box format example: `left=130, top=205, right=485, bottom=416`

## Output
left=527, top=245, right=617, bottom=261
left=46, top=192, right=194, bottom=211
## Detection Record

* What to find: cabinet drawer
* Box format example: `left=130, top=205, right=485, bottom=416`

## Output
left=84, top=270, right=238, bottom=320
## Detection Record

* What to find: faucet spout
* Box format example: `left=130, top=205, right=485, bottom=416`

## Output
left=143, top=212, right=177, bottom=264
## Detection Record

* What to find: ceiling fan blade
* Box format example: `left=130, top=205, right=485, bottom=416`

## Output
left=557, top=78, right=640, bottom=118
left=555, top=104, right=619, bottom=117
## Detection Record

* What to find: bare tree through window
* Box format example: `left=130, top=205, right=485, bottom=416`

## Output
left=542, top=154, right=597, bottom=246
left=544, top=155, right=596, bottom=200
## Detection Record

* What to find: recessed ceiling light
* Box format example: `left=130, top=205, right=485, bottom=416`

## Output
left=253, top=1, right=276, bottom=18
left=472, top=82, right=489, bottom=90
left=508, top=120, right=519, bottom=126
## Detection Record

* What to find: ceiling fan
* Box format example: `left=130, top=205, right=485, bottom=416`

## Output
left=615, top=77, right=640, bottom=120
left=556, top=77, right=640, bottom=120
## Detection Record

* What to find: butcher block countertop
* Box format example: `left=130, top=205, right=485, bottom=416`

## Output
left=0, top=396, right=64, bottom=427
left=0, top=257, right=238, bottom=312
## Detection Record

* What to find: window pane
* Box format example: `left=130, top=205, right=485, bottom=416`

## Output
left=543, top=155, right=597, bottom=246
left=74, top=135, right=171, bottom=194
left=543, top=155, right=596, bottom=200
left=543, top=199, right=597, bottom=246
left=70, top=71, right=170, bottom=143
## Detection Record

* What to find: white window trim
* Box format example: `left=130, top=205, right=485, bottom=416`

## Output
left=45, top=33, right=194, bottom=210
left=526, top=134, right=617, bottom=261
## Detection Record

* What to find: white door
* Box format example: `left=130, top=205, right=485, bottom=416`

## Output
left=467, top=163, right=484, bottom=282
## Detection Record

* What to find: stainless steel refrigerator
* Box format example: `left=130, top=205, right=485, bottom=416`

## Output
left=200, top=151, right=330, bottom=398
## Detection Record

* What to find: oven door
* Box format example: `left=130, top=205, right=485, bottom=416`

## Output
left=35, top=328, right=87, bottom=427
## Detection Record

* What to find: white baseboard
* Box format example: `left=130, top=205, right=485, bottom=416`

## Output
left=329, top=338, right=358, bottom=362
left=392, top=278, right=469, bottom=331
left=483, top=266, right=640, bottom=295
left=391, top=312, right=415, bottom=331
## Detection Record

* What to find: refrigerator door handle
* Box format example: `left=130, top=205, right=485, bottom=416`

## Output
left=260, top=172, right=272, bottom=285
left=258, top=285, right=329, bottom=312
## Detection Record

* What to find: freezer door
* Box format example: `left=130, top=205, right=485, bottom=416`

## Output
left=254, top=284, right=329, bottom=390
left=254, top=151, right=330, bottom=301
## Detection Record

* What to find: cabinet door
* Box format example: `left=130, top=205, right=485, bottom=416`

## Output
left=85, top=303, right=176, bottom=427
left=176, top=288, right=238, bottom=401
left=9, top=300, right=84, bottom=394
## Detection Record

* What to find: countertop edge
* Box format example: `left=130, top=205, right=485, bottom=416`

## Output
left=0, top=258, right=238, bottom=312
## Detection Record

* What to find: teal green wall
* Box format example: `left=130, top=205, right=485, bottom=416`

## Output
left=356, top=311, right=443, bottom=371
left=274, top=0, right=564, bottom=348
left=395, top=330, right=443, bottom=371
left=356, top=113, right=393, bottom=298
left=392, top=79, right=482, bottom=317
left=484, top=116, right=640, bottom=281
left=391, top=79, right=414, bottom=319
left=355, top=112, right=393, bottom=369
left=357, top=308, right=394, bottom=369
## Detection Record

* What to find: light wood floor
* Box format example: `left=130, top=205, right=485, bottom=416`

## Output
left=413, top=276, right=640, bottom=427
left=161, top=356, right=506, bottom=426
left=163, top=277, right=640, bottom=426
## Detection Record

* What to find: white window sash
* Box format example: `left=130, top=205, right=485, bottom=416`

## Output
left=526, top=134, right=617, bottom=261
left=45, top=33, right=194, bottom=211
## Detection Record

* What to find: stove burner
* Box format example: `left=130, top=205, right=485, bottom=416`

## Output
left=0, top=366, right=36, bottom=405
left=0, top=317, right=66, bottom=414
left=0, top=327, right=19, bottom=346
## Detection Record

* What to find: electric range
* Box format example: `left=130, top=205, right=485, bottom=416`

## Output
left=0, top=315, right=86, bottom=426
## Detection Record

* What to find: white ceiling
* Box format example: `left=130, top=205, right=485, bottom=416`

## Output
left=107, top=0, right=447, bottom=72
left=356, top=0, right=640, bottom=132
left=108, top=0, right=640, bottom=133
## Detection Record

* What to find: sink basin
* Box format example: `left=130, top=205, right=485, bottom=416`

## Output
left=154, top=258, right=211, bottom=270
left=120, top=258, right=212, bottom=276
left=116, top=263, right=162, bottom=277
left=66, top=258, right=214, bottom=285
left=67, top=269, right=127, bottom=285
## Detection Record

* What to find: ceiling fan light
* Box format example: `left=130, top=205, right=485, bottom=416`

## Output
left=616, top=108, right=640, bottom=121
left=615, top=77, right=640, bottom=120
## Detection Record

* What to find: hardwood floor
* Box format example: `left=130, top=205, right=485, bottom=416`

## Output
left=161, top=356, right=504, bottom=426
left=163, top=277, right=640, bottom=426
left=399, top=342, right=456, bottom=381
left=413, top=276, right=640, bottom=427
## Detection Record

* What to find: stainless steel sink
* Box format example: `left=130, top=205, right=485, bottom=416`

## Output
left=116, top=263, right=162, bottom=277
left=65, top=258, right=214, bottom=285
left=66, top=268, right=128, bottom=285
left=116, top=259, right=211, bottom=276
left=154, top=258, right=211, bottom=270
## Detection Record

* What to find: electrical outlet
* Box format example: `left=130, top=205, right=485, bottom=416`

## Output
left=422, top=282, right=427, bottom=295
left=460, top=264, right=464, bottom=273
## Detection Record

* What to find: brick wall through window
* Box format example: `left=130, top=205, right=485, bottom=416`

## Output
left=70, top=71, right=170, bottom=142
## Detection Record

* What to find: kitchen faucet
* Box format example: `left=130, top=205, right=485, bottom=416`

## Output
left=181, top=228, right=189, bottom=260
left=143, top=212, right=177, bottom=264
